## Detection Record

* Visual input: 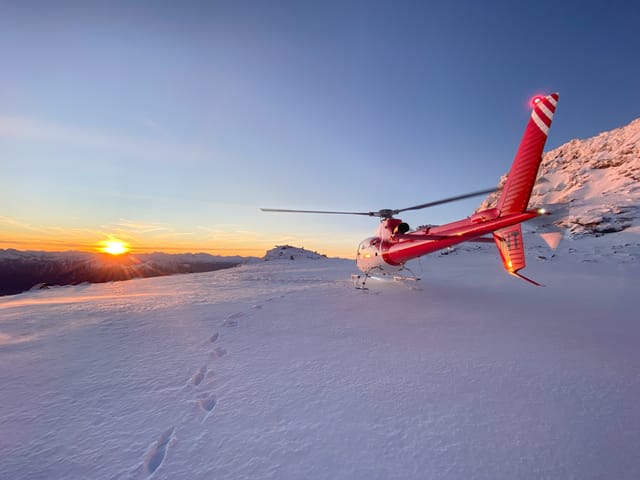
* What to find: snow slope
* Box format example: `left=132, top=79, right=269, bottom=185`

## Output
left=1, top=248, right=639, bottom=479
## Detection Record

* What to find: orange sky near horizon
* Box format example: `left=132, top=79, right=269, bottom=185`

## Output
left=0, top=218, right=358, bottom=259
left=0, top=234, right=282, bottom=258
left=0, top=236, right=322, bottom=258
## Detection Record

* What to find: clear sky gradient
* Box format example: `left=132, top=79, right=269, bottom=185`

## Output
left=2, top=0, right=639, bottom=257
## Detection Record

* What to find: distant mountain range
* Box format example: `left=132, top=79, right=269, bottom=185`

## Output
left=0, top=245, right=334, bottom=297
left=480, top=117, right=640, bottom=237
left=0, top=245, right=336, bottom=297
left=0, top=250, right=254, bottom=296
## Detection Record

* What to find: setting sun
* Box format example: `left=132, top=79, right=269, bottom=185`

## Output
left=99, top=238, right=130, bottom=255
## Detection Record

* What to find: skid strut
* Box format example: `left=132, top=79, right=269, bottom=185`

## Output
left=351, top=274, right=369, bottom=290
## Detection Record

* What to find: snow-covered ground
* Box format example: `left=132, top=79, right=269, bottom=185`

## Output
left=1, top=238, right=639, bottom=480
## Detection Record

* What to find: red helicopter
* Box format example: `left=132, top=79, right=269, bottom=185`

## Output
left=262, top=93, right=559, bottom=288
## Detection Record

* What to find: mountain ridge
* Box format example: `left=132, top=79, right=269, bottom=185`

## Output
left=0, top=249, right=254, bottom=296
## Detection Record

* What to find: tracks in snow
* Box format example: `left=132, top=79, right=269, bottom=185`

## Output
left=144, top=427, right=175, bottom=477
left=136, top=294, right=284, bottom=476
left=192, top=366, right=206, bottom=386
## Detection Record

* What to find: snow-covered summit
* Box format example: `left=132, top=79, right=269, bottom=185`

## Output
left=480, top=117, right=640, bottom=236
left=263, top=245, right=327, bottom=261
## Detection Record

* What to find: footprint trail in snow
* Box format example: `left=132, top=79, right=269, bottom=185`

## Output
left=144, top=427, right=175, bottom=477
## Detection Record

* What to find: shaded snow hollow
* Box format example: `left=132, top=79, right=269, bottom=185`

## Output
left=1, top=243, right=639, bottom=480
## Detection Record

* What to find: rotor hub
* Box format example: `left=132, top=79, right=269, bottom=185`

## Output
left=376, top=209, right=395, bottom=219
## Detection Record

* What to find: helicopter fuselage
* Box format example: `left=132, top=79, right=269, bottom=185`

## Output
left=355, top=210, right=542, bottom=276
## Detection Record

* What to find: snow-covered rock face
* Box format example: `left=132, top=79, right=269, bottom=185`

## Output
left=263, top=245, right=327, bottom=261
left=480, top=117, right=640, bottom=237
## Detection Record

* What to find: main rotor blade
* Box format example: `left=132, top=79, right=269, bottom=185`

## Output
left=394, top=188, right=498, bottom=214
left=260, top=207, right=375, bottom=216
left=261, top=187, right=499, bottom=219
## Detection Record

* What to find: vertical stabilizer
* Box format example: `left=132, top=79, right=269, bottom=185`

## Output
left=493, top=224, right=542, bottom=286
left=497, top=93, right=559, bottom=215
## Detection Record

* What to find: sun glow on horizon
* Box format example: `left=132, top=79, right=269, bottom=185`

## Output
left=99, top=238, right=130, bottom=255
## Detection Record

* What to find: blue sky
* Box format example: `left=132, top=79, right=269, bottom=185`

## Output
left=1, top=0, right=639, bottom=257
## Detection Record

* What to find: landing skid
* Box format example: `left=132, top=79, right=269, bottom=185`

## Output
left=393, top=274, right=422, bottom=290
left=393, top=275, right=420, bottom=283
left=394, top=266, right=421, bottom=289
left=351, top=271, right=422, bottom=290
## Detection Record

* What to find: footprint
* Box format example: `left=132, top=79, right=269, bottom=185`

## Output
left=209, top=332, right=219, bottom=343
left=210, top=347, right=227, bottom=359
left=199, top=394, right=217, bottom=413
left=192, top=366, right=207, bottom=386
left=144, top=427, right=175, bottom=476
left=252, top=304, right=263, bottom=310
left=223, top=312, right=244, bottom=327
